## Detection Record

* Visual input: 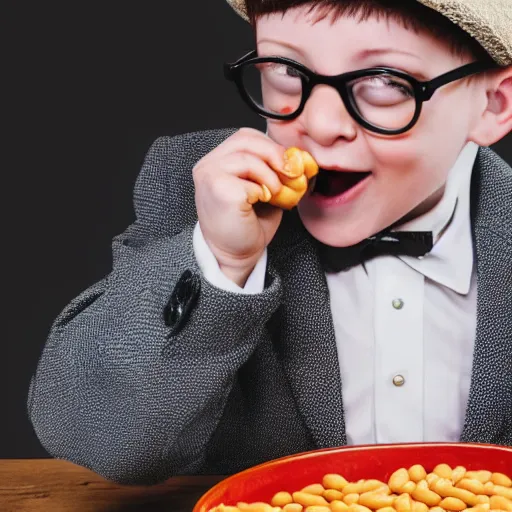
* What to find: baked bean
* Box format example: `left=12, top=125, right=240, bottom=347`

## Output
left=434, top=464, right=453, bottom=480
left=439, top=497, right=467, bottom=511
left=466, top=472, right=492, bottom=484
left=358, top=491, right=395, bottom=509
left=411, top=480, right=442, bottom=507
left=491, top=484, right=512, bottom=500
left=483, top=482, right=495, bottom=496
left=412, top=501, right=428, bottom=512
left=389, top=469, right=410, bottom=493
left=457, top=479, right=485, bottom=495
left=330, top=500, right=349, bottom=511
left=301, top=484, right=325, bottom=496
left=427, top=473, right=441, bottom=487
left=323, top=474, right=349, bottom=491
left=409, top=465, right=428, bottom=483
left=323, top=489, right=344, bottom=502
left=343, top=481, right=366, bottom=495
left=346, top=505, right=372, bottom=512
left=491, top=473, right=512, bottom=487
left=272, top=492, right=293, bottom=507
left=475, top=495, right=490, bottom=505
left=283, top=505, right=303, bottom=512
left=373, top=486, right=391, bottom=496
left=343, top=493, right=360, bottom=505
left=401, top=481, right=417, bottom=494
left=362, top=481, right=387, bottom=493
left=489, top=495, right=512, bottom=510
left=395, top=493, right=414, bottom=511
left=292, top=492, right=329, bottom=507
left=452, top=467, right=467, bottom=485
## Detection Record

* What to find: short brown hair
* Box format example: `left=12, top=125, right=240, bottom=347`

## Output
left=245, top=0, right=493, bottom=62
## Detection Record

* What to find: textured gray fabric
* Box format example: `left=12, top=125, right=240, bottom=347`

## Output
left=28, top=128, right=512, bottom=485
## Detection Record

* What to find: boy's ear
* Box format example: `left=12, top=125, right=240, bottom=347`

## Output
left=469, top=66, right=512, bottom=146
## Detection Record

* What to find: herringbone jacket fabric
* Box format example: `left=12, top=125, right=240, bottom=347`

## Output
left=28, top=128, right=512, bottom=485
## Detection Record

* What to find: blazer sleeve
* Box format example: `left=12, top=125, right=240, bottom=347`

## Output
left=27, top=129, right=284, bottom=485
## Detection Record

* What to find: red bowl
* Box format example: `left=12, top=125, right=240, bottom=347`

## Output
left=193, top=443, right=512, bottom=511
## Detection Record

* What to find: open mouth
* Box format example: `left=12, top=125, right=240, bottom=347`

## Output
left=311, top=168, right=372, bottom=197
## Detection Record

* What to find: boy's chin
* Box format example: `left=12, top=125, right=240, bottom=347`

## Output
left=299, top=216, right=375, bottom=248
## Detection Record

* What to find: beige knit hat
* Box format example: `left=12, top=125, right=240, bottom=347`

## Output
left=226, top=0, right=512, bottom=66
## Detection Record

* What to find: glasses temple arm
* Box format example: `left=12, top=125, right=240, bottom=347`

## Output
left=420, top=62, right=494, bottom=100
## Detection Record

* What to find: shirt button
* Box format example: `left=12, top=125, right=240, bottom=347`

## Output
left=393, top=375, right=406, bottom=387
left=392, top=298, right=404, bottom=310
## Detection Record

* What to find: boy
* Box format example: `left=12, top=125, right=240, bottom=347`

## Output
left=28, top=0, right=512, bottom=485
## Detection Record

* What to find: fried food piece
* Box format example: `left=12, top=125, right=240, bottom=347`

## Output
left=260, top=147, right=319, bottom=210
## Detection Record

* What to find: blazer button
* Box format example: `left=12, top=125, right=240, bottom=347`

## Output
left=164, top=270, right=201, bottom=336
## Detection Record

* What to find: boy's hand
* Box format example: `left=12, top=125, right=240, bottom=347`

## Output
left=193, top=128, right=286, bottom=287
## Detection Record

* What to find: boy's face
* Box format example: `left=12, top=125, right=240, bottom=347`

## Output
left=256, top=7, right=483, bottom=246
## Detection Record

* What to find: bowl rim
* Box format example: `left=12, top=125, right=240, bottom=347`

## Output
left=194, top=442, right=512, bottom=511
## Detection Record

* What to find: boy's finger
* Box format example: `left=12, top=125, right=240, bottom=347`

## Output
left=242, top=180, right=276, bottom=213
left=204, top=130, right=287, bottom=175
left=222, top=153, right=283, bottom=196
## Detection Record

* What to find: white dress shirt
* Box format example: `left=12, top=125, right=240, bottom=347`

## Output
left=193, top=142, right=479, bottom=445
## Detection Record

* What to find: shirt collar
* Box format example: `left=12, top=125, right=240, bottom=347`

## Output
left=394, top=142, right=478, bottom=295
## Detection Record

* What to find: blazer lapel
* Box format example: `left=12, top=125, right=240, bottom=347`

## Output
left=268, top=211, right=347, bottom=449
left=461, top=148, right=512, bottom=444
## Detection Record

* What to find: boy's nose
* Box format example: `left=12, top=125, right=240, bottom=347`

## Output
left=302, top=85, right=358, bottom=146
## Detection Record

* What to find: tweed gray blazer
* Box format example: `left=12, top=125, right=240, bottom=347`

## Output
left=28, top=128, right=512, bottom=485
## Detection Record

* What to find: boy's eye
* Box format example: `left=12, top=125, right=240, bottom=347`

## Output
left=351, top=75, right=414, bottom=107
left=250, top=62, right=304, bottom=97
left=241, top=62, right=304, bottom=115
left=260, top=62, right=302, bottom=78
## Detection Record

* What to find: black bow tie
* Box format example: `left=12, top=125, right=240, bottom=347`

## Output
left=317, top=230, right=434, bottom=273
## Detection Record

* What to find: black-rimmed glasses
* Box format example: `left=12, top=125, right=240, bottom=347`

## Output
left=224, top=50, right=495, bottom=135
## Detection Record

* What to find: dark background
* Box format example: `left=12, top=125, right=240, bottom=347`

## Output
left=4, top=2, right=511, bottom=459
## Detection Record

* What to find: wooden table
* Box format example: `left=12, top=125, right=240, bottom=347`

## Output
left=0, top=459, right=225, bottom=512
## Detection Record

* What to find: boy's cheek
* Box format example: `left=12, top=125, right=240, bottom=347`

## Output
left=267, top=123, right=298, bottom=148
left=366, top=138, right=447, bottom=212
left=368, top=137, right=428, bottom=175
